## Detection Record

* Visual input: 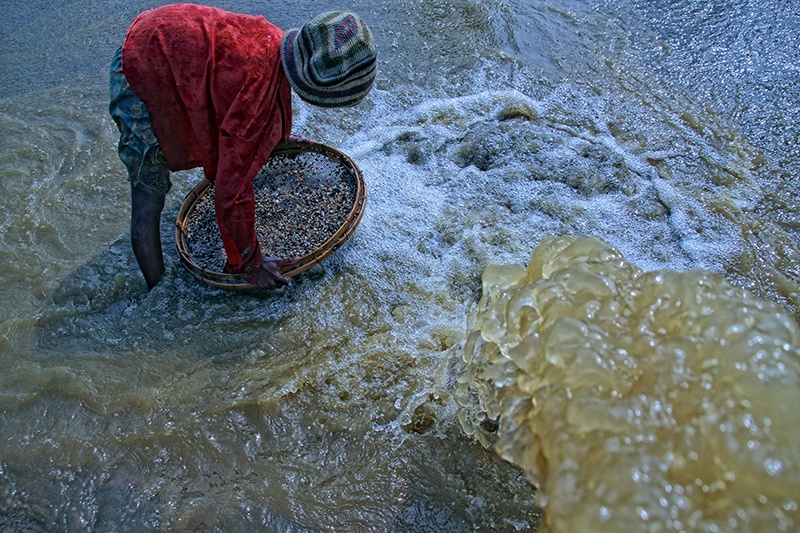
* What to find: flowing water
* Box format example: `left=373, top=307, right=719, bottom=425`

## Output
left=1, top=0, right=798, bottom=531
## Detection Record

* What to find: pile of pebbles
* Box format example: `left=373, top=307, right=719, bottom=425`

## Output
left=183, top=151, right=358, bottom=272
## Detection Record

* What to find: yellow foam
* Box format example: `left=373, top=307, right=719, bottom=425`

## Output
left=459, top=236, right=800, bottom=532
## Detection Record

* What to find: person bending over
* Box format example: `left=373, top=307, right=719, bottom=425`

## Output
left=109, top=4, right=377, bottom=290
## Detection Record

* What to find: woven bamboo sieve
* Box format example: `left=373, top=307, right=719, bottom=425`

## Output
left=175, top=140, right=367, bottom=290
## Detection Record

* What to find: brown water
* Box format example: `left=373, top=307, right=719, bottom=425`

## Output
left=1, top=0, right=798, bottom=531
left=459, top=236, right=799, bottom=531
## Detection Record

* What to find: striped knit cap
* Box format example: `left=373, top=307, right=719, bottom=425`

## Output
left=280, top=12, right=377, bottom=108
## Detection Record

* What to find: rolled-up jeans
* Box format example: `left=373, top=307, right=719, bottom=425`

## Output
left=108, top=46, right=171, bottom=196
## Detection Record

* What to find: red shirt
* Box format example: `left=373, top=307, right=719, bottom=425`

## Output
left=122, top=3, right=292, bottom=274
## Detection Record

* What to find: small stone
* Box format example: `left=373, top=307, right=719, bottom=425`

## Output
left=183, top=151, right=359, bottom=272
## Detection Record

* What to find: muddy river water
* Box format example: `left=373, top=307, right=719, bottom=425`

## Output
left=1, top=0, right=798, bottom=531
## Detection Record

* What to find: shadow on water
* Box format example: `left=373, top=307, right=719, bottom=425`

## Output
left=16, top=204, right=545, bottom=531
left=32, top=206, right=312, bottom=359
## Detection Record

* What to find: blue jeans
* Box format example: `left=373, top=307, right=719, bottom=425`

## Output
left=108, top=47, right=171, bottom=195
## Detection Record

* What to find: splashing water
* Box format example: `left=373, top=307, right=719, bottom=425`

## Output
left=1, top=0, right=799, bottom=530
left=458, top=236, right=800, bottom=532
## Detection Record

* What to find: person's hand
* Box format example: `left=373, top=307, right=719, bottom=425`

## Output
left=287, top=134, right=315, bottom=146
left=250, top=255, right=301, bottom=289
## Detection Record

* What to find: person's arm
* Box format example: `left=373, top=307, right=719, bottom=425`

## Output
left=130, top=185, right=166, bottom=290
left=215, top=135, right=299, bottom=289
left=214, top=180, right=299, bottom=289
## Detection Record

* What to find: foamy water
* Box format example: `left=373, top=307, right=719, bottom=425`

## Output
left=459, top=236, right=799, bottom=531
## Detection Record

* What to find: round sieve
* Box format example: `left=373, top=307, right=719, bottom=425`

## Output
left=175, top=140, right=367, bottom=289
